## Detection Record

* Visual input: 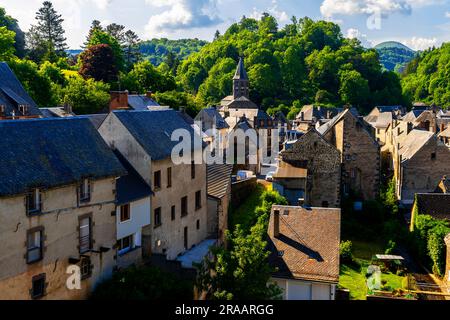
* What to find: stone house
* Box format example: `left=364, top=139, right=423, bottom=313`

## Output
left=294, top=105, right=342, bottom=133
left=273, top=129, right=341, bottom=208
left=0, top=62, right=42, bottom=120
left=206, top=164, right=233, bottom=244
left=318, top=109, right=380, bottom=200
left=0, top=118, right=125, bottom=300
left=439, top=127, right=450, bottom=147
left=98, top=110, right=209, bottom=261
left=114, top=151, right=153, bottom=269
left=268, top=205, right=341, bottom=300
left=394, top=129, right=450, bottom=205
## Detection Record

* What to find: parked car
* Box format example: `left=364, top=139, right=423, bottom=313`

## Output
left=236, top=170, right=255, bottom=181
left=266, top=172, right=275, bottom=182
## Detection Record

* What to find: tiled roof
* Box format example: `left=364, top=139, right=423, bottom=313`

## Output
left=439, top=126, right=450, bottom=138
left=207, top=164, right=233, bottom=199
left=115, top=151, right=152, bottom=205
left=0, top=117, right=126, bottom=197
left=374, top=112, right=393, bottom=129
left=399, top=129, right=434, bottom=161
left=114, top=110, right=202, bottom=161
left=0, top=62, right=42, bottom=117
left=415, top=194, right=450, bottom=221
left=268, top=205, right=341, bottom=283
left=376, top=106, right=404, bottom=113
left=127, top=95, right=160, bottom=111
left=402, top=110, right=424, bottom=122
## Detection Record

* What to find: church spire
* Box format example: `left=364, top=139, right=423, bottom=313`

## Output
left=233, top=56, right=249, bottom=99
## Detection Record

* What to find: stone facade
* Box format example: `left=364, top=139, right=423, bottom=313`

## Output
left=0, top=179, right=117, bottom=300
left=276, top=129, right=341, bottom=208
left=322, top=110, right=380, bottom=200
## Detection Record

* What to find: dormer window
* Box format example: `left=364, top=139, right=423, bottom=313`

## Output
left=19, top=104, right=29, bottom=115
left=79, top=179, right=91, bottom=203
left=26, top=189, right=42, bottom=215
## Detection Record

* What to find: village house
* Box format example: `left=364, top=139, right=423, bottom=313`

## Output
left=294, top=105, right=343, bottom=133
left=268, top=205, right=341, bottom=300
left=114, top=151, right=153, bottom=269
left=0, top=117, right=125, bottom=300
left=410, top=193, right=450, bottom=230
left=318, top=108, right=380, bottom=200
left=0, top=62, right=42, bottom=120
left=439, top=127, right=450, bottom=147
left=206, top=164, right=233, bottom=244
left=273, top=129, right=341, bottom=208
left=98, top=110, right=209, bottom=261
left=394, top=129, right=450, bottom=205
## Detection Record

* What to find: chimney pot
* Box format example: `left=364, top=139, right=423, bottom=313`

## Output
left=274, top=209, right=280, bottom=238
left=109, top=91, right=129, bottom=112
left=146, top=91, right=153, bottom=99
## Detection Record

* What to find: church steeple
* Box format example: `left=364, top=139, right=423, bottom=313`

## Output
left=233, top=57, right=249, bottom=99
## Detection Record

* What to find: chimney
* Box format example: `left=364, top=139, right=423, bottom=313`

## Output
left=146, top=91, right=153, bottom=99
left=300, top=112, right=304, bottom=121
left=109, top=91, right=129, bottom=112
left=63, top=103, right=72, bottom=115
left=407, top=122, right=413, bottom=135
left=273, top=209, right=280, bottom=238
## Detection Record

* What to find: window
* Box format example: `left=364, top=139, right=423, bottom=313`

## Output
left=181, top=196, right=188, bottom=217
left=79, top=216, right=92, bottom=254
left=31, top=274, right=46, bottom=299
left=26, top=189, right=41, bottom=215
left=79, top=179, right=91, bottom=203
left=154, top=171, right=161, bottom=190
left=431, top=153, right=437, bottom=160
left=80, top=257, right=92, bottom=280
left=120, top=204, right=131, bottom=222
left=167, top=167, right=172, bottom=188
left=117, top=235, right=133, bottom=255
left=195, top=191, right=202, bottom=210
left=154, top=207, right=162, bottom=227
left=196, top=220, right=200, bottom=230
left=191, top=161, right=196, bottom=180
left=27, top=228, right=43, bottom=264
left=171, top=206, right=176, bottom=221
left=0, top=105, right=5, bottom=116
left=19, top=104, right=29, bottom=115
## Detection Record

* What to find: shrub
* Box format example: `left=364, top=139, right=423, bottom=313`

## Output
left=385, top=240, right=397, bottom=255
left=340, top=240, right=354, bottom=264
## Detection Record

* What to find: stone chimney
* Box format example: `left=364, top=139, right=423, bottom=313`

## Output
left=63, top=103, right=72, bottom=115
left=109, top=91, right=129, bottom=112
left=273, top=209, right=280, bottom=238
left=407, top=122, right=413, bottom=135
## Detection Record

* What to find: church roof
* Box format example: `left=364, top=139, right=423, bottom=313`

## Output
left=233, top=57, right=248, bottom=80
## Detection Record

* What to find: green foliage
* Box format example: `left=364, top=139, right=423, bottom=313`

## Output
left=375, top=42, right=416, bottom=72
left=79, top=44, right=119, bottom=83
left=380, top=177, right=399, bottom=216
left=91, top=266, right=193, bottom=300
left=385, top=240, right=397, bottom=255
left=139, top=38, right=207, bottom=66
left=413, top=214, right=450, bottom=277
left=86, top=28, right=124, bottom=71
left=402, top=43, right=450, bottom=107
left=340, top=240, right=354, bottom=264
left=0, top=7, right=24, bottom=57
left=153, top=90, right=199, bottom=118
left=0, top=26, right=16, bottom=61
left=39, top=61, right=66, bottom=86
left=176, top=15, right=405, bottom=114
left=60, top=75, right=110, bottom=114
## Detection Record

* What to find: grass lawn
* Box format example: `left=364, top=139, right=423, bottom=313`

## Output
left=339, top=239, right=406, bottom=300
left=229, top=184, right=265, bottom=231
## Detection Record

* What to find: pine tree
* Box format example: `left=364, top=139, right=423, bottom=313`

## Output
left=84, top=20, right=103, bottom=47
left=106, top=23, right=126, bottom=45
left=123, top=30, right=141, bottom=70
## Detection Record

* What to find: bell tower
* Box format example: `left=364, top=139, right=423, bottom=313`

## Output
left=233, top=57, right=249, bottom=99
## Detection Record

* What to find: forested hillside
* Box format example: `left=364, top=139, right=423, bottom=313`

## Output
left=375, top=41, right=416, bottom=72
left=176, top=15, right=407, bottom=114
left=402, top=43, right=450, bottom=108
left=140, top=38, right=207, bottom=66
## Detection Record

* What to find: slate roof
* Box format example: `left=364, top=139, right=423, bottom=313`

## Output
left=414, top=194, right=450, bottom=221
left=233, top=57, right=248, bottom=80
left=376, top=106, right=404, bottom=113
left=0, top=117, right=126, bottom=197
left=399, top=129, right=434, bottom=161
left=317, top=108, right=361, bottom=136
left=127, top=95, right=160, bottom=111
left=114, top=110, right=202, bottom=161
left=40, top=107, right=75, bottom=118
left=207, top=164, right=233, bottom=199
left=375, top=112, right=393, bottom=129
left=296, top=105, right=342, bottom=122
left=0, top=62, right=42, bottom=117
left=82, top=114, right=108, bottom=129
left=268, top=205, right=341, bottom=283
left=226, top=96, right=258, bottom=109
left=115, top=151, right=152, bottom=205
left=195, top=107, right=229, bottom=130
left=402, top=110, right=425, bottom=122
left=439, top=126, right=450, bottom=138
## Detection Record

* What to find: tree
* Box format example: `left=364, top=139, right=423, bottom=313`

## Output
left=84, top=20, right=103, bottom=47
left=86, top=28, right=125, bottom=71
left=123, top=30, right=141, bottom=70
left=339, top=70, right=370, bottom=108
left=105, top=23, right=126, bottom=45
left=39, top=61, right=66, bottom=86
left=0, top=26, right=16, bottom=61
left=79, top=44, right=118, bottom=83
left=27, top=1, right=67, bottom=61
left=0, top=7, right=25, bottom=57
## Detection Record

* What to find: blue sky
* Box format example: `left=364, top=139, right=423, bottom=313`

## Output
left=1, top=0, right=449, bottom=50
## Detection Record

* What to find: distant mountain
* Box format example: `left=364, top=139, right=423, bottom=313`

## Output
left=139, top=38, right=208, bottom=66
left=374, top=41, right=416, bottom=73
left=66, top=49, right=82, bottom=56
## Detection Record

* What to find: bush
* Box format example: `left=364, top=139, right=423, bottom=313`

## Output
left=385, top=240, right=397, bottom=255
left=340, top=240, right=354, bottom=264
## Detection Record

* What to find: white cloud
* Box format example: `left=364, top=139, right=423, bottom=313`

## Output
left=445, top=11, right=450, bottom=18
left=250, top=0, right=289, bottom=23
left=404, top=36, right=437, bottom=50
left=346, top=28, right=373, bottom=47
left=320, top=0, right=441, bottom=18
left=145, top=0, right=222, bottom=37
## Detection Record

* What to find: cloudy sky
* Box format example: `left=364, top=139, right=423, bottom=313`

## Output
left=1, top=0, right=449, bottom=50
